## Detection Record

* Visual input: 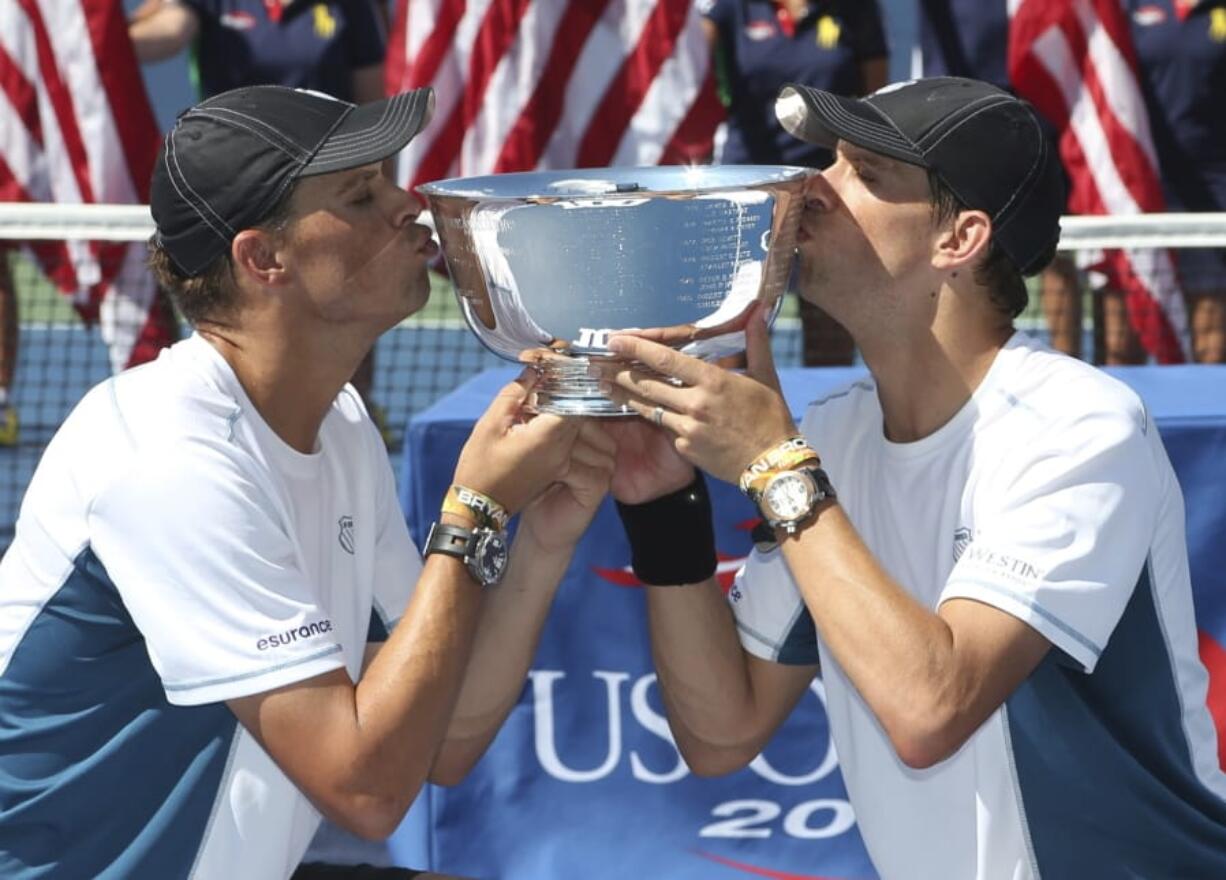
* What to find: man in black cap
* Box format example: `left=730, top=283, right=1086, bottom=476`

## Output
left=0, top=85, right=615, bottom=879
left=596, top=77, right=1226, bottom=877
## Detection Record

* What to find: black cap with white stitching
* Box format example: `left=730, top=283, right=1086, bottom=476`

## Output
left=776, top=77, right=1065, bottom=276
left=151, top=85, right=434, bottom=277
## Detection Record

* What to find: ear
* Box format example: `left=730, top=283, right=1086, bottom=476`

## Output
left=932, top=209, right=991, bottom=273
left=231, top=229, right=287, bottom=287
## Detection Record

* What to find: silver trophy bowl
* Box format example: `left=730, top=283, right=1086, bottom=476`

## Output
left=419, top=165, right=813, bottom=416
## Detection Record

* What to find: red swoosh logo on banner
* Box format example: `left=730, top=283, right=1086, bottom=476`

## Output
left=593, top=519, right=765, bottom=591
left=1198, top=629, right=1226, bottom=769
left=693, top=850, right=850, bottom=880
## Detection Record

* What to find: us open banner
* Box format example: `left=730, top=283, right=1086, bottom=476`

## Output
left=397, top=366, right=1226, bottom=878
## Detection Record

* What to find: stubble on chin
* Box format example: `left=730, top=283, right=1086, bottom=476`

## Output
left=402, top=269, right=432, bottom=317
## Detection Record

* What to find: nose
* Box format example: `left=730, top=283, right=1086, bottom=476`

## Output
left=802, top=170, right=837, bottom=214
left=380, top=173, right=421, bottom=228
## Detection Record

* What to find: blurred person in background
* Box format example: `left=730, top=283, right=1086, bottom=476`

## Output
left=700, top=0, right=887, bottom=366
left=916, top=0, right=1085, bottom=359
left=1103, top=0, right=1226, bottom=363
left=129, top=0, right=398, bottom=434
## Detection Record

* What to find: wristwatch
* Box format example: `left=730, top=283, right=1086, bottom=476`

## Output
left=424, top=522, right=510, bottom=587
left=753, top=464, right=836, bottom=535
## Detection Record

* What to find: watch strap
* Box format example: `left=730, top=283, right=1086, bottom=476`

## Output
left=424, top=522, right=477, bottom=560
left=424, top=521, right=509, bottom=588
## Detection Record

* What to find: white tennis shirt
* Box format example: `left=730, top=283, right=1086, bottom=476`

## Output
left=0, top=334, right=419, bottom=879
left=731, top=332, right=1226, bottom=879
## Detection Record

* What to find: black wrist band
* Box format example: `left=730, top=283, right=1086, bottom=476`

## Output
left=614, top=471, right=717, bottom=586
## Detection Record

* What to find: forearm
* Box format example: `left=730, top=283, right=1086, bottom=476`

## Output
left=430, top=528, right=572, bottom=780
left=345, top=556, right=485, bottom=806
left=780, top=503, right=964, bottom=754
left=646, top=580, right=763, bottom=758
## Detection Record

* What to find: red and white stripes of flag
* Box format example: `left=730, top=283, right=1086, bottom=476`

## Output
left=0, top=0, right=173, bottom=370
left=1008, top=0, right=1190, bottom=363
left=386, top=0, right=724, bottom=192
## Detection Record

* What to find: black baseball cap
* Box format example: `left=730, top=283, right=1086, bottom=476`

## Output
left=775, top=77, right=1064, bottom=276
left=151, top=85, right=435, bottom=277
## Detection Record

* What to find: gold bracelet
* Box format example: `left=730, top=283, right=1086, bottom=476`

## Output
left=738, top=436, right=820, bottom=495
left=442, top=484, right=510, bottom=530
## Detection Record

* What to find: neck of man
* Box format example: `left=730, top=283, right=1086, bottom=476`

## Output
left=857, top=279, right=1014, bottom=444
left=199, top=314, right=370, bottom=455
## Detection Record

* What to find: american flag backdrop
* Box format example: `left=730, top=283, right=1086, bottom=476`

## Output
left=0, top=0, right=175, bottom=372
left=385, top=0, right=725, bottom=192
left=1008, top=0, right=1190, bottom=363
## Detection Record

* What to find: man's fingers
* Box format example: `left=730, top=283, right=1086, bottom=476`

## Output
left=485, top=368, right=540, bottom=421
left=559, top=459, right=610, bottom=496
left=614, top=395, right=682, bottom=435
left=576, top=419, right=618, bottom=458
left=745, top=301, right=783, bottom=394
left=520, top=410, right=581, bottom=445
left=607, top=334, right=710, bottom=387
left=612, top=324, right=697, bottom=346
left=570, top=436, right=617, bottom=474
left=600, top=367, right=691, bottom=412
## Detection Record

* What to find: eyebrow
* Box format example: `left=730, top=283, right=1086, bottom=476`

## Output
left=838, top=142, right=888, bottom=168
left=336, top=168, right=379, bottom=196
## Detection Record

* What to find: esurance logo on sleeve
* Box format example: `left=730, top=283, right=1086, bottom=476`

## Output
left=257, top=619, right=334, bottom=651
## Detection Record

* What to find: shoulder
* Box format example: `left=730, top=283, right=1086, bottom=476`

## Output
left=88, top=343, right=292, bottom=505
left=108, top=340, right=260, bottom=453
left=979, top=338, right=1159, bottom=491
left=35, top=344, right=247, bottom=493
left=800, top=374, right=878, bottom=430
left=992, top=338, right=1149, bottom=440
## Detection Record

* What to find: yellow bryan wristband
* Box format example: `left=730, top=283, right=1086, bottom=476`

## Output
left=443, top=484, right=510, bottom=530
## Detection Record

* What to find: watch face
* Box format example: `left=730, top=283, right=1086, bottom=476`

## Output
left=762, top=471, right=815, bottom=521
left=472, top=530, right=510, bottom=585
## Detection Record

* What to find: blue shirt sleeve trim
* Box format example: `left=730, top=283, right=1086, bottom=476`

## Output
left=945, top=579, right=1102, bottom=659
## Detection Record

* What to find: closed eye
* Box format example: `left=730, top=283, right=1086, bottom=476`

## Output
left=851, top=164, right=876, bottom=184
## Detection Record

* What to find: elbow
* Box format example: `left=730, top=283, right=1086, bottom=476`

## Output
left=428, top=754, right=474, bottom=788
left=427, top=737, right=493, bottom=788
left=684, top=753, right=749, bottom=778
left=677, top=739, right=758, bottom=778
left=890, top=730, right=961, bottom=770
left=427, top=764, right=465, bottom=788
left=328, top=799, right=409, bottom=843
left=881, top=699, right=969, bottom=770
left=318, top=765, right=426, bottom=841
left=327, top=792, right=416, bottom=842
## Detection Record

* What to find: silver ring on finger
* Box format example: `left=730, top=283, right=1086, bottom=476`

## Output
left=651, top=405, right=665, bottom=427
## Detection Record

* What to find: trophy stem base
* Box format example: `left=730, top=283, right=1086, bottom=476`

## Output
left=527, top=357, right=659, bottom=417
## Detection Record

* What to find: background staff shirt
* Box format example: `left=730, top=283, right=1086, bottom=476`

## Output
left=184, top=0, right=386, bottom=100
left=701, top=0, right=887, bottom=167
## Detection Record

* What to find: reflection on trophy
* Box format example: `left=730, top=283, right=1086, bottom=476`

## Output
left=419, top=166, right=813, bottom=416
